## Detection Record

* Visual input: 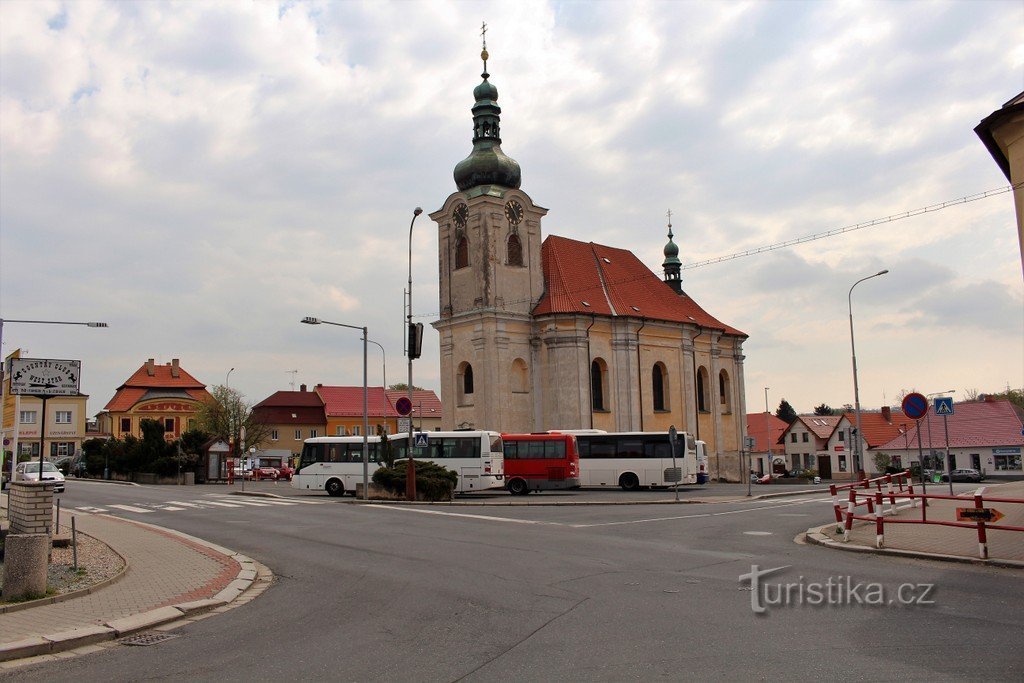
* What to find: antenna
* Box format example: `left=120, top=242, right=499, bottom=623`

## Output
left=286, top=370, right=298, bottom=391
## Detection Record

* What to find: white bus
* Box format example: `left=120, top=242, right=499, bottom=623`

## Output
left=292, top=431, right=505, bottom=496
left=391, top=431, right=505, bottom=493
left=292, top=436, right=383, bottom=496
left=572, top=431, right=699, bottom=490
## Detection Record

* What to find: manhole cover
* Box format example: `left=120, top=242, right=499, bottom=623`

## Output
left=119, top=632, right=180, bottom=647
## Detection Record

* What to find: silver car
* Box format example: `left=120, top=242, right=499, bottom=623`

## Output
left=14, top=460, right=66, bottom=492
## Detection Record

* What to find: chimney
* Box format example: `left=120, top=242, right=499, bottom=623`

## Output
left=146, top=358, right=155, bottom=376
left=300, top=384, right=307, bottom=392
left=171, top=358, right=180, bottom=378
left=984, top=394, right=995, bottom=402
left=881, top=406, right=891, bottom=422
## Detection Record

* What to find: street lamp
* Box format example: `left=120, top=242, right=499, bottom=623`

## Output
left=763, top=387, right=771, bottom=476
left=0, top=318, right=109, bottom=492
left=365, top=338, right=388, bottom=429
left=406, top=207, right=423, bottom=501
left=848, top=269, right=888, bottom=478
left=226, top=367, right=234, bottom=388
left=301, top=316, right=370, bottom=500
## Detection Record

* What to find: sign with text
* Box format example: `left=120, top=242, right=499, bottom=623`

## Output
left=956, top=507, right=1004, bottom=524
left=9, top=358, right=81, bottom=396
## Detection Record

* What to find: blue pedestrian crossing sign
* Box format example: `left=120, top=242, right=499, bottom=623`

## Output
left=934, top=397, right=954, bottom=416
left=414, top=433, right=430, bottom=448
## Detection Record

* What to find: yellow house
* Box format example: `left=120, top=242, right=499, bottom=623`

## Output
left=96, top=358, right=212, bottom=440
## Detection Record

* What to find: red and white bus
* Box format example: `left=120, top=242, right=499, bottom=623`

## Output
left=501, top=432, right=581, bottom=495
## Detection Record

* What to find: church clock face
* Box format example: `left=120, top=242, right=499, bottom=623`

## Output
left=504, top=200, right=524, bottom=224
left=453, top=203, right=469, bottom=229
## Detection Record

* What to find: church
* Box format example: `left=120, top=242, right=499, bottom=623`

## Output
left=429, top=45, right=748, bottom=481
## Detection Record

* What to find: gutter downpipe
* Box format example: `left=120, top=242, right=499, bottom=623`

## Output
left=586, top=315, right=597, bottom=429
left=635, top=318, right=646, bottom=432
left=691, top=324, right=703, bottom=442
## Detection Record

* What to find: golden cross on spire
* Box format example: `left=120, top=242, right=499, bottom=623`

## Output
left=480, top=21, right=489, bottom=72
left=666, top=209, right=673, bottom=227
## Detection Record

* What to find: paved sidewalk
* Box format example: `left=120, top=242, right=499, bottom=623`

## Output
left=0, top=511, right=265, bottom=663
left=808, top=480, right=1024, bottom=567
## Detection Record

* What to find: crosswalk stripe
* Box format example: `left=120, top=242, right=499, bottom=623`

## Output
left=108, top=504, right=151, bottom=513
left=156, top=506, right=186, bottom=511
left=75, top=506, right=107, bottom=513
left=213, top=499, right=269, bottom=507
left=202, top=501, right=243, bottom=508
left=244, top=499, right=297, bottom=506
left=166, top=501, right=203, bottom=508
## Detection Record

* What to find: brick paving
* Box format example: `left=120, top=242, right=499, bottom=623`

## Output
left=0, top=514, right=239, bottom=644
left=823, top=480, right=1024, bottom=562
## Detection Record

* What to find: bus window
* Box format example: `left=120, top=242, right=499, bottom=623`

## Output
left=620, top=440, right=643, bottom=457
left=645, top=441, right=670, bottom=458
left=590, top=441, right=615, bottom=458
left=504, top=442, right=518, bottom=459
left=545, top=440, right=566, bottom=459
left=489, top=435, right=504, bottom=454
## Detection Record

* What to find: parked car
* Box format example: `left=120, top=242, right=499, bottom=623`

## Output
left=14, top=460, right=66, bottom=492
left=247, top=466, right=279, bottom=481
left=276, top=464, right=295, bottom=481
left=941, top=468, right=984, bottom=483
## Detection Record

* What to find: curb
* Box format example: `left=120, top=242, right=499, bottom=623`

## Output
left=65, top=478, right=140, bottom=487
left=803, top=522, right=1024, bottom=570
left=0, top=521, right=271, bottom=664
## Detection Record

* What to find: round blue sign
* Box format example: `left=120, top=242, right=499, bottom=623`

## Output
left=395, top=396, right=413, bottom=416
left=902, top=392, right=929, bottom=420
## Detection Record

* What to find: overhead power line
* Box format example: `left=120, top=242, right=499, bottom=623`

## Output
left=681, top=182, right=1021, bottom=270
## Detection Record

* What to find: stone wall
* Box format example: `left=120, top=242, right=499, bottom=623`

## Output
left=8, top=481, right=54, bottom=535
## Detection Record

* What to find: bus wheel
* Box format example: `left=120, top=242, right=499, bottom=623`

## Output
left=619, top=473, right=640, bottom=491
left=507, top=478, right=529, bottom=496
left=325, top=479, right=344, bottom=497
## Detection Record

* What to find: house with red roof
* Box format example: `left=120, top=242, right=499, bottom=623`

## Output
left=780, top=415, right=842, bottom=477
left=314, top=385, right=442, bottom=437
left=745, top=412, right=788, bottom=475
left=426, top=54, right=748, bottom=479
left=874, top=398, right=1024, bottom=478
left=250, top=384, right=327, bottom=459
left=96, top=358, right=212, bottom=441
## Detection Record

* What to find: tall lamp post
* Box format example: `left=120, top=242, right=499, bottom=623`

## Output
left=301, top=317, right=370, bottom=500
left=366, top=338, right=387, bottom=429
left=0, top=318, right=109, bottom=487
left=763, top=387, right=770, bottom=476
left=848, top=269, right=888, bottom=478
left=406, top=207, right=423, bottom=501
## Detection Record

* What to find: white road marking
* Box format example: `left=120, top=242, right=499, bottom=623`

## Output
left=166, top=501, right=204, bottom=508
left=743, top=531, right=773, bottom=536
left=365, top=506, right=560, bottom=525
left=210, top=498, right=269, bottom=507
left=155, top=506, right=186, bottom=511
left=202, top=501, right=244, bottom=508
left=107, top=504, right=151, bottom=513
left=75, top=506, right=107, bottom=513
left=570, top=497, right=834, bottom=528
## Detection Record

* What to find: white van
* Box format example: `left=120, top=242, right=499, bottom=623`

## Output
left=14, top=460, right=66, bottom=492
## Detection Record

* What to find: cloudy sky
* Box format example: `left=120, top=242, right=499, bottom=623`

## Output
left=1, top=0, right=1022, bottom=422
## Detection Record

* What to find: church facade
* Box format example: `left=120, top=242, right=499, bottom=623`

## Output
left=429, top=48, right=748, bottom=480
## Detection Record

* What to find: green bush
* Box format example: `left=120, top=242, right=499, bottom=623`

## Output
left=372, top=460, right=458, bottom=501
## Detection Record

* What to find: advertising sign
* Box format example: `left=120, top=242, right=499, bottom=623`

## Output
left=9, top=358, right=81, bottom=396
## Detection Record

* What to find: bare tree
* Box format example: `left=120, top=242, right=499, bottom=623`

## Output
left=195, top=385, right=271, bottom=458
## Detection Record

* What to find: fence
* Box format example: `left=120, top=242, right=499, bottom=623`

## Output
left=829, top=470, right=917, bottom=534
left=836, top=479, right=1024, bottom=559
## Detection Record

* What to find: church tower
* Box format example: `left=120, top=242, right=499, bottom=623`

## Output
left=430, top=33, right=547, bottom=431
left=662, top=213, right=683, bottom=294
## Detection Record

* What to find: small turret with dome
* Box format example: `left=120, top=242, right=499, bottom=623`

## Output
left=662, top=210, right=683, bottom=294
left=453, top=24, right=522, bottom=193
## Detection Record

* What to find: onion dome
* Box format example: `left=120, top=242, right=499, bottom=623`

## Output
left=453, top=45, right=521, bottom=192
left=663, top=221, right=683, bottom=294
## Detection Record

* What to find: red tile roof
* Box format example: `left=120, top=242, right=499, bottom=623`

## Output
left=796, top=415, right=842, bottom=440
left=253, top=390, right=325, bottom=409
left=316, top=386, right=400, bottom=418
left=533, top=235, right=745, bottom=336
left=251, top=406, right=325, bottom=425
left=385, top=389, right=442, bottom=416
left=102, top=360, right=210, bottom=412
left=746, top=412, right=788, bottom=453
left=843, top=409, right=905, bottom=448
left=876, top=400, right=1024, bottom=450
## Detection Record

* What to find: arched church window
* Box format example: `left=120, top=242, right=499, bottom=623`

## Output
left=591, top=358, right=608, bottom=411
left=719, top=369, right=731, bottom=414
left=511, top=358, right=528, bottom=393
left=507, top=233, right=523, bottom=266
left=697, top=366, right=710, bottom=413
left=457, top=362, right=474, bottom=406
left=455, top=236, right=469, bottom=269
left=652, top=362, right=669, bottom=411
